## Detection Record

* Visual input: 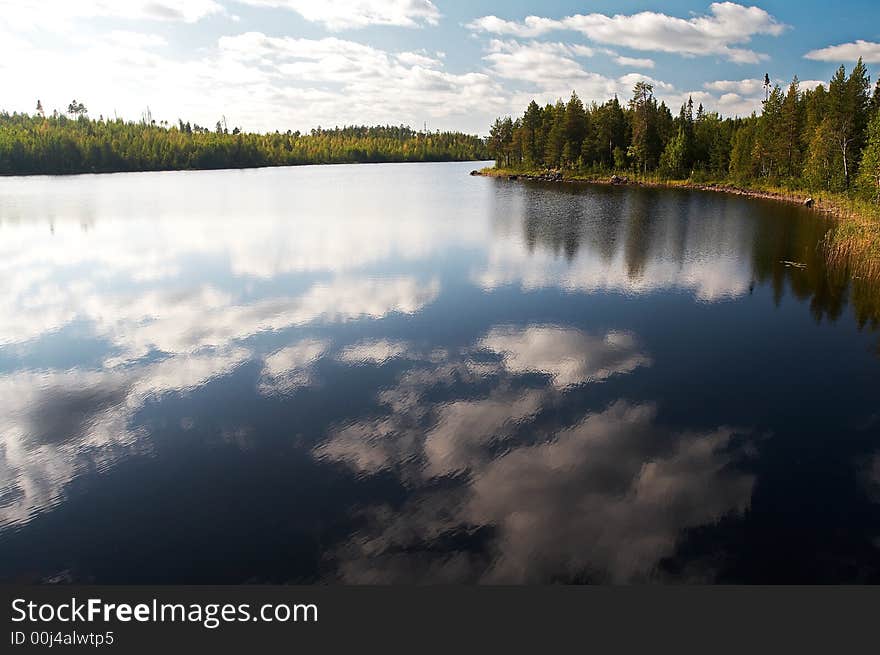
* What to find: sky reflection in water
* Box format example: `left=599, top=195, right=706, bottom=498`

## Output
left=0, top=162, right=879, bottom=583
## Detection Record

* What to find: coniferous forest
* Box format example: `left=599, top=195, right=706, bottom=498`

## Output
left=487, top=60, right=880, bottom=204
left=0, top=107, right=487, bottom=175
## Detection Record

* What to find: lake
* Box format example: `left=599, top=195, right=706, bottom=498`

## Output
left=1, top=161, right=879, bottom=583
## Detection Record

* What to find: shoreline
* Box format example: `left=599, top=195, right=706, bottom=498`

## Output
left=474, top=166, right=880, bottom=281
left=0, top=159, right=493, bottom=180
left=473, top=167, right=833, bottom=213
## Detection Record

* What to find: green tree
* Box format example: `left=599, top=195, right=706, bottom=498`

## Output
left=521, top=101, right=543, bottom=166
left=66, top=100, right=87, bottom=119
left=780, top=77, right=803, bottom=180
left=489, top=117, right=514, bottom=167
left=544, top=100, right=567, bottom=168
left=563, top=91, right=587, bottom=168
left=803, top=117, right=842, bottom=191
left=729, top=118, right=757, bottom=183
left=627, top=81, right=660, bottom=174
left=659, top=126, right=687, bottom=178
left=754, top=85, right=785, bottom=179
left=856, top=110, right=880, bottom=202
left=827, top=59, right=871, bottom=187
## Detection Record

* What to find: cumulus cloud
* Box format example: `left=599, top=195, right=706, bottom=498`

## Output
left=0, top=27, right=505, bottom=134
left=467, top=2, right=786, bottom=63
left=704, top=78, right=766, bottom=95
left=0, top=0, right=224, bottom=27
left=482, top=39, right=672, bottom=109
left=613, top=55, right=655, bottom=69
left=699, top=77, right=826, bottom=116
left=799, top=80, right=826, bottom=91
left=236, top=0, right=441, bottom=30
left=804, top=40, right=880, bottom=63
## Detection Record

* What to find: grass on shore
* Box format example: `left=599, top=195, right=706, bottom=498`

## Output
left=480, top=166, right=880, bottom=283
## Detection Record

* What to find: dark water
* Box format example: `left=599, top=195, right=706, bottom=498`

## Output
left=1, top=161, right=879, bottom=584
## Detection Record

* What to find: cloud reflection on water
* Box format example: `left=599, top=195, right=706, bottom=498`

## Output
left=317, top=324, right=756, bottom=583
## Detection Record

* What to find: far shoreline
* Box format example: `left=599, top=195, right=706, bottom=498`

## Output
left=0, top=158, right=494, bottom=180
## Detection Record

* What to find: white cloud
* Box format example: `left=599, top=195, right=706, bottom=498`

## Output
left=704, top=78, right=765, bottom=95
left=0, top=27, right=505, bottom=133
left=484, top=40, right=608, bottom=87
left=482, top=40, right=673, bottom=109
left=799, top=80, right=826, bottom=91
left=236, top=0, right=440, bottom=30
left=0, top=0, right=224, bottom=27
left=466, top=15, right=561, bottom=39
left=804, top=40, right=880, bottom=63
left=468, top=2, right=786, bottom=63
left=700, top=77, right=826, bottom=115
left=614, top=55, right=655, bottom=69
left=103, top=30, right=169, bottom=49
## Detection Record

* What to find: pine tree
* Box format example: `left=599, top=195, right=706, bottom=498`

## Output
left=563, top=92, right=587, bottom=168
left=544, top=100, right=567, bottom=168
left=521, top=101, right=543, bottom=167
left=729, top=117, right=757, bottom=183
left=628, top=82, right=659, bottom=174
left=780, top=77, right=803, bottom=180
left=755, top=86, right=785, bottom=179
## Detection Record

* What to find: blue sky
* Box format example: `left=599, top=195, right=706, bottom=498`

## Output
left=1, top=1, right=879, bottom=134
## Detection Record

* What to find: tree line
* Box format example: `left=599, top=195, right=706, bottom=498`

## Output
left=488, top=60, right=880, bottom=202
left=0, top=105, right=487, bottom=175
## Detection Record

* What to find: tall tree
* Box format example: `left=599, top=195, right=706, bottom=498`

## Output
left=489, top=117, right=514, bottom=167
left=521, top=100, right=543, bottom=167
left=627, top=81, right=660, bottom=174
left=729, top=117, right=758, bottom=183
left=563, top=91, right=587, bottom=167
left=780, top=77, right=803, bottom=180
left=827, top=59, right=871, bottom=187
left=754, top=85, right=785, bottom=178
left=544, top=100, right=567, bottom=168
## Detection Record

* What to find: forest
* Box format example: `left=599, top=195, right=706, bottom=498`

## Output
left=0, top=106, right=487, bottom=175
left=487, top=60, right=880, bottom=204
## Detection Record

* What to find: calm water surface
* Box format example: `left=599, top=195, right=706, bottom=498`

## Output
left=1, top=161, right=879, bottom=583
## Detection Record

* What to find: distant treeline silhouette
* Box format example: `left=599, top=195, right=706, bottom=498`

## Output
left=0, top=107, right=488, bottom=175
left=488, top=60, right=880, bottom=201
